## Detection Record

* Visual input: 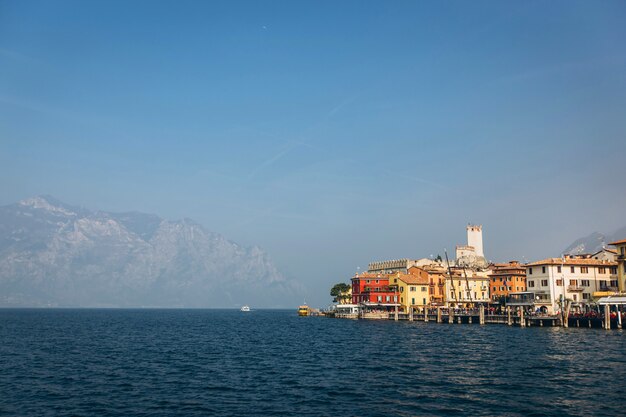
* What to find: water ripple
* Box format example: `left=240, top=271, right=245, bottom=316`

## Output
left=1, top=309, right=624, bottom=416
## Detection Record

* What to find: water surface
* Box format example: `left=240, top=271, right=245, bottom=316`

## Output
left=1, top=309, right=624, bottom=416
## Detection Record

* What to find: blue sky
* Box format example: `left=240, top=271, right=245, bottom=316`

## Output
left=1, top=0, right=625, bottom=306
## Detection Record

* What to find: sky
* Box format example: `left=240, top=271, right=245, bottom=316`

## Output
left=1, top=0, right=626, bottom=306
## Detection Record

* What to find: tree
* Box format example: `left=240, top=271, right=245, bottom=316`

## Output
left=330, top=283, right=351, bottom=303
left=435, top=254, right=442, bottom=262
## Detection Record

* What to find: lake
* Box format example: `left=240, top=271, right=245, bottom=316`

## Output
left=1, top=309, right=624, bottom=416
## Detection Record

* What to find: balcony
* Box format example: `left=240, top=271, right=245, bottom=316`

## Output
left=567, top=285, right=583, bottom=292
left=617, top=254, right=625, bottom=260
left=533, top=293, right=551, bottom=304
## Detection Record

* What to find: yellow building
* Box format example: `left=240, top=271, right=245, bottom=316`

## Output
left=390, top=269, right=430, bottom=313
left=609, top=238, right=626, bottom=293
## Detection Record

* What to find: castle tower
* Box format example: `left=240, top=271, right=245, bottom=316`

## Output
left=466, top=225, right=483, bottom=257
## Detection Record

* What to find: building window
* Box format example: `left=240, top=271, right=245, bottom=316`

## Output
left=377, top=296, right=382, bottom=302
left=583, top=293, right=591, bottom=300
left=580, top=267, right=588, bottom=274
left=581, top=280, right=590, bottom=286
left=610, top=280, right=618, bottom=287
left=572, top=294, right=577, bottom=301
left=610, top=267, right=617, bottom=274
left=451, top=291, right=455, bottom=298
left=599, top=267, right=606, bottom=274
left=557, top=266, right=562, bottom=273
left=528, top=281, right=535, bottom=288
left=410, top=286, right=416, bottom=292
left=541, top=279, right=548, bottom=286
left=542, top=266, right=546, bottom=273
left=529, top=268, right=533, bottom=275
left=570, top=266, right=575, bottom=273
left=376, top=280, right=379, bottom=284
left=411, top=298, right=415, bottom=305
left=569, top=279, right=577, bottom=286
left=556, top=279, right=563, bottom=286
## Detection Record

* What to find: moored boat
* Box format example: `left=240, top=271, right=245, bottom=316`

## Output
left=298, top=304, right=310, bottom=316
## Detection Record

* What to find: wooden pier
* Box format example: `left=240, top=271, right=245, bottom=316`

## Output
left=389, top=310, right=562, bottom=327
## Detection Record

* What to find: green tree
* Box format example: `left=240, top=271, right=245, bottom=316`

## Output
left=330, top=283, right=351, bottom=303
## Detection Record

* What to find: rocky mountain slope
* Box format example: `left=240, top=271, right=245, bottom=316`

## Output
left=563, top=226, right=626, bottom=255
left=0, top=196, right=297, bottom=307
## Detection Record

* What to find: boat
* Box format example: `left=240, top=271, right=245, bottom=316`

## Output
left=298, top=304, right=310, bottom=316
left=240, top=305, right=250, bottom=312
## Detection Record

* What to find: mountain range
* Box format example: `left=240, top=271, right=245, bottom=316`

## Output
left=0, top=196, right=299, bottom=307
left=563, top=226, right=626, bottom=256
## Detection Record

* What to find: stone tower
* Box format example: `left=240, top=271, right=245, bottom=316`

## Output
left=466, top=224, right=484, bottom=257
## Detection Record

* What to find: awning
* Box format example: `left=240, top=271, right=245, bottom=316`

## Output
left=597, top=296, right=626, bottom=305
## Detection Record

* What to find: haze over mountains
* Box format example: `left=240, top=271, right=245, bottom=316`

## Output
left=0, top=196, right=299, bottom=307
left=563, top=226, right=626, bottom=256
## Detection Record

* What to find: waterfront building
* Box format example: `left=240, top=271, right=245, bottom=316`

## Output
left=488, top=261, right=527, bottom=303
left=525, top=255, right=618, bottom=313
left=422, top=264, right=447, bottom=306
left=388, top=267, right=430, bottom=312
left=350, top=272, right=398, bottom=306
left=445, top=268, right=490, bottom=307
left=609, top=238, right=626, bottom=292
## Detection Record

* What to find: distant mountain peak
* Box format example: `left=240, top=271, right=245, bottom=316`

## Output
left=19, top=195, right=76, bottom=215
left=563, top=227, right=626, bottom=255
left=0, top=196, right=298, bottom=307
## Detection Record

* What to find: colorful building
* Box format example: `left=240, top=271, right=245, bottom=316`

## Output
left=351, top=272, right=398, bottom=305
left=609, top=238, right=626, bottom=292
left=488, top=261, right=527, bottom=303
left=422, top=264, right=447, bottom=306
left=388, top=267, right=430, bottom=312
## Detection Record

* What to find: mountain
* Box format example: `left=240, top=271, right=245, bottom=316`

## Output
left=0, top=196, right=299, bottom=307
left=563, top=226, right=626, bottom=255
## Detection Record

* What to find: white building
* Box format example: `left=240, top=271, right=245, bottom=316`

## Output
left=456, top=224, right=487, bottom=269
left=445, top=268, right=490, bottom=307
left=525, top=255, right=618, bottom=313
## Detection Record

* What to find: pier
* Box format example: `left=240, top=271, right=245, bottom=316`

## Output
left=385, top=307, right=563, bottom=327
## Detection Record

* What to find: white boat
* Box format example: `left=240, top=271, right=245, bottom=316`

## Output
left=240, top=305, right=250, bottom=312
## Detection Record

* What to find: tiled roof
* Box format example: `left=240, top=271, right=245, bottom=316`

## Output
left=609, top=238, right=626, bottom=246
left=527, top=258, right=617, bottom=266
left=396, top=274, right=429, bottom=285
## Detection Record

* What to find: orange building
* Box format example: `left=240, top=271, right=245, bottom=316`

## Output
left=422, top=264, right=447, bottom=306
left=488, top=261, right=526, bottom=302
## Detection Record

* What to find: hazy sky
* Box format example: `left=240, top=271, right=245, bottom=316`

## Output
left=1, top=0, right=625, bottom=306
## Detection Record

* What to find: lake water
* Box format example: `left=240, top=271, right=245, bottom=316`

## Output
left=1, top=309, right=624, bottom=416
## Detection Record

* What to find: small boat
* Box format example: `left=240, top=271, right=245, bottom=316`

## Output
left=298, top=304, right=310, bottom=316
left=240, top=305, right=250, bottom=312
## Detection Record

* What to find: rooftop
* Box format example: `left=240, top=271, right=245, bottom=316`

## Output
left=527, top=257, right=617, bottom=267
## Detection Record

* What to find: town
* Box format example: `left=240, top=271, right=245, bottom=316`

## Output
left=328, top=225, right=626, bottom=329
